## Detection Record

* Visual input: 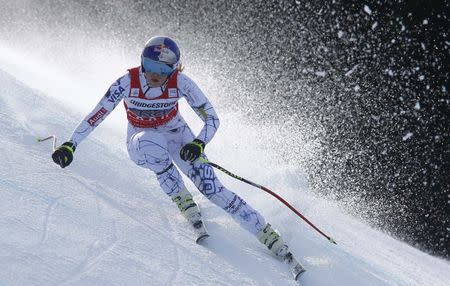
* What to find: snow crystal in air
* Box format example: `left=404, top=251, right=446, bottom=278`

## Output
left=403, top=132, right=413, bottom=141
left=345, top=64, right=359, bottom=76
left=315, top=71, right=326, bottom=77
left=364, top=5, right=372, bottom=15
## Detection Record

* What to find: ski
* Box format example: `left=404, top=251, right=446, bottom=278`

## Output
left=283, top=252, right=306, bottom=280
left=183, top=207, right=209, bottom=244
left=192, top=220, right=210, bottom=243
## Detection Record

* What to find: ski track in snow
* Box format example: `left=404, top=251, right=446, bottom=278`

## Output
left=69, top=175, right=185, bottom=286
left=53, top=238, right=119, bottom=286
left=39, top=195, right=65, bottom=245
left=0, top=67, right=449, bottom=286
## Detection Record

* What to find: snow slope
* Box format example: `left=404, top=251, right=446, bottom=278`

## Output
left=0, top=68, right=449, bottom=286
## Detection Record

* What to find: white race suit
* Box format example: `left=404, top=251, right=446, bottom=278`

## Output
left=68, top=67, right=267, bottom=235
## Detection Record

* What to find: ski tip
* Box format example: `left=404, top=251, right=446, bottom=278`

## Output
left=195, top=233, right=210, bottom=244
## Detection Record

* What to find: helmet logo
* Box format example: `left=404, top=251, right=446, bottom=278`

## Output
left=142, top=37, right=179, bottom=66
left=154, top=44, right=176, bottom=64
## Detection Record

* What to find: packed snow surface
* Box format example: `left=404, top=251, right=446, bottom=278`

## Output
left=0, top=63, right=449, bottom=285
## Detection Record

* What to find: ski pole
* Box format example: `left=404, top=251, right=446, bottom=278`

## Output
left=199, top=157, right=337, bottom=244
left=36, top=135, right=58, bottom=151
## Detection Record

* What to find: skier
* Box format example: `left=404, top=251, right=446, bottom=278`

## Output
left=51, top=36, right=304, bottom=279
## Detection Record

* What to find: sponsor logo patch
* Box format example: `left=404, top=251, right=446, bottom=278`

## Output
left=130, top=88, right=140, bottom=97
left=88, top=107, right=108, bottom=126
left=105, top=85, right=125, bottom=103
left=129, top=99, right=177, bottom=109
left=168, top=88, right=178, bottom=98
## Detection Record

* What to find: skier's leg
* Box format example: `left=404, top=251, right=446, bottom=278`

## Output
left=126, top=127, right=201, bottom=221
left=165, top=124, right=293, bottom=256
left=164, top=125, right=262, bottom=232
left=190, top=163, right=293, bottom=258
left=188, top=160, right=268, bottom=232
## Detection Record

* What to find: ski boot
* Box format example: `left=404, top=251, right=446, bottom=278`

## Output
left=172, top=188, right=209, bottom=243
left=257, top=223, right=306, bottom=280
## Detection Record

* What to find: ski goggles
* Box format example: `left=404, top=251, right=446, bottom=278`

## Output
left=142, top=58, right=174, bottom=77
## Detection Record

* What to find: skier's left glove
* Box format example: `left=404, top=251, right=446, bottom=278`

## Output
left=180, top=139, right=205, bottom=162
left=52, top=142, right=76, bottom=168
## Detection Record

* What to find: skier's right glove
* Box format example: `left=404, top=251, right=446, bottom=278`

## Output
left=52, top=142, right=76, bottom=168
left=180, top=139, right=205, bottom=162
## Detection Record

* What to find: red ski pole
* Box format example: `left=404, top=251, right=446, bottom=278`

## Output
left=200, top=158, right=336, bottom=244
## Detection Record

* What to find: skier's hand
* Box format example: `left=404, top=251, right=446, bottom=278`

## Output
left=52, top=142, right=76, bottom=168
left=180, top=139, right=205, bottom=162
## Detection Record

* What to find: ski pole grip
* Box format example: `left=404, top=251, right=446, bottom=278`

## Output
left=37, top=135, right=58, bottom=151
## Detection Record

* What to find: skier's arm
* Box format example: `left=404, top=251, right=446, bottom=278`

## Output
left=68, top=74, right=130, bottom=147
left=178, top=73, right=220, bottom=145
